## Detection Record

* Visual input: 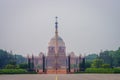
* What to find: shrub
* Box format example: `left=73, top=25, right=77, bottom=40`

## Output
left=19, top=63, right=28, bottom=69
left=5, top=64, right=15, bottom=69
left=101, top=64, right=110, bottom=68
left=113, top=68, right=120, bottom=73
left=0, top=69, right=27, bottom=74
left=85, top=68, right=114, bottom=73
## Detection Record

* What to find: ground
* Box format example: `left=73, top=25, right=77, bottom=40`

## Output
left=0, top=74, right=120, bottom=80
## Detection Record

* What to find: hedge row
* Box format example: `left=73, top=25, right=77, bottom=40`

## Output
left=0, top=69, right=28, bottom=74
left=85, top=68, right=120, bottom=73
left=113, top=68, right=120, bottom=73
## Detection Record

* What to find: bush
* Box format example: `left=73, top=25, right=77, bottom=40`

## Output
left=5, top=64, right=15, bottom=69
left=85, top=68, right=120, bottom=73
left=0, top=69, right=27, bottom=74
left=101, top=64, right=110, bottom=68
left=113, top=68, right=120, bottom=73
left=85, top=68, right=114, bottom=73
left=19, top=63, right=28, bottom=69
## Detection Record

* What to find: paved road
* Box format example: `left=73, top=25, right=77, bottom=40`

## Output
left=0, top=74, right=120, bottom=80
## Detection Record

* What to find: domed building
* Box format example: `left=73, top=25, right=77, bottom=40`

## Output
left=47, top=17, right=67, bottom=74
left=49, top=36, right=65, bottom=47
left=27, top=17, right=84, bottom=74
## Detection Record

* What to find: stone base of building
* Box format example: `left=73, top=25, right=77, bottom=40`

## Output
left=70, top=69, right=75, bottom=73
left=47, top=69, right=67, bottom=74
left=37, top=70, right=45, bottom=74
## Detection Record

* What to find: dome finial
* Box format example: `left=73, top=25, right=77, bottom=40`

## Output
left=55, top=16, right=58, bottom=22
left=55, top=16, right=58, bottom=30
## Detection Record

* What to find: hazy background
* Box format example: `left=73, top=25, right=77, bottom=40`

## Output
left=0, top=0, right=120, bottom=56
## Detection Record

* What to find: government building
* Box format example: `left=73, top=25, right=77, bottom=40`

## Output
left=27, top=17, right=85, bottom=74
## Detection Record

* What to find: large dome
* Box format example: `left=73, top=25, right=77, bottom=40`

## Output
left=48, top=36, right=65, bottom=47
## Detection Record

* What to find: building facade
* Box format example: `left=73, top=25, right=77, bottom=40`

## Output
left=47, top=17, right=67, bottom=74
left=27, top=17, right=84, bottom=74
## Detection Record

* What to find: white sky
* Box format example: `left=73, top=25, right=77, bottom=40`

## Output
left=0, top=0, right=120, bottom=56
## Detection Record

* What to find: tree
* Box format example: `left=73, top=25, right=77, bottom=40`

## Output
left=16, top=55, right=27, bottom=64
left=0, top=49, right=27, bottom=69
left=99, top=50, right=113, bottom=68
left=109, top=47, right=120, bottom=67
left=85, top=54, right=97, bottom=68
left=85, top=54, right=97, bottom=62
left=100, top=51, right=112, bottom=64
left=113, top=48, right=120, bottom=67
left=19, top=63, right=28, bottom=69
left=91, top=59, right=103, bottom=68
left=0, top=49, right=14, bottom=68
left=85, top=61, right=92, bottom=68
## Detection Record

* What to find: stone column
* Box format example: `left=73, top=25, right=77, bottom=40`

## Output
left=68, top=55, right=71, bottom=73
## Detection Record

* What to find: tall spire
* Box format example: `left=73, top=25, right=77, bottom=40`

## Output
left=55, top=16, right=58, bottom=36
left=55, top=16, right=59, bottom=72
left=55, top=16, right=58, bottom=54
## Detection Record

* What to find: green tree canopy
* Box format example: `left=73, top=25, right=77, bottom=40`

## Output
left=0, top=49, right=27, bottom=69
left=91, top=59, right=104, bottom=68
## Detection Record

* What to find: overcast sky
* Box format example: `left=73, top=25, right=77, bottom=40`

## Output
left=0, top=0, right=120, bottom=56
